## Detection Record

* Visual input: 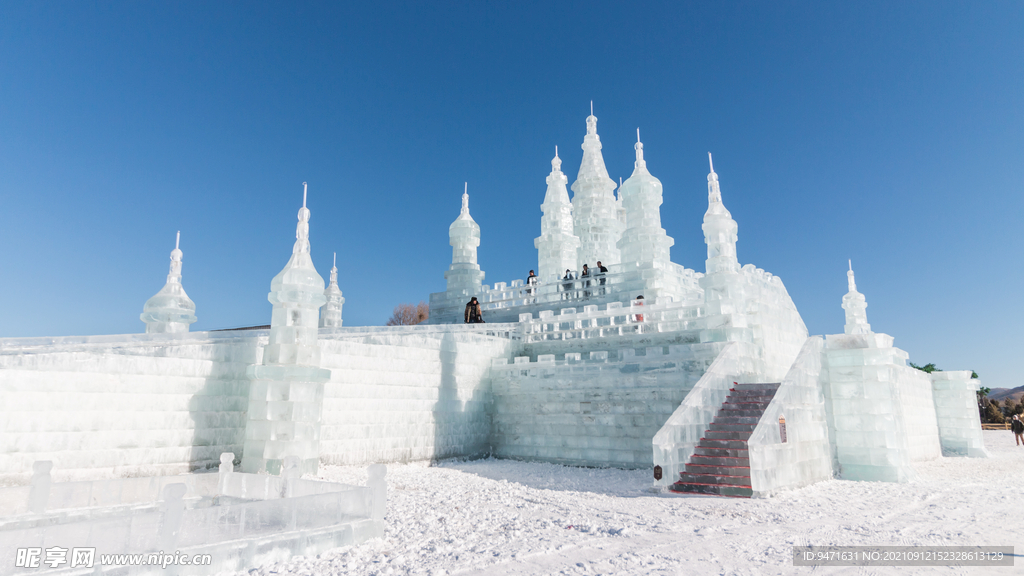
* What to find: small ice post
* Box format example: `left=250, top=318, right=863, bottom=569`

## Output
left=320, top=252, right=345, bottom=328
left=140, top=231, right=197, bottom=333
left=367, top=464, right=387, bottom=521
left=842, top=261, right=871, bottom=335
left=28, top=461, right=53, bottom=514
left=158, top=483, right=187, bottom=553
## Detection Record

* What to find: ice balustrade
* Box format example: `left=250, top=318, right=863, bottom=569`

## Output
left=475, top=267, right=647, bottom=311
left=0, top=455, right=385, bottom=574
left=516, top=298, right=701, bottom=343
left=320, top=323, right=522, bottom=341
left=491, top=339, right=714, bottom=375
left=652, top=341, right=761, bottom=489
left=746, top=337, right=833, bottom=497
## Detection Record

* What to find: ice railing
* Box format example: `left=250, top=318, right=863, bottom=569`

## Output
left=516, top=298, right=702, bottom=343
left=0, top=456, right=386, bottom=574
left=491, top=344, right=705, bottom=377
left=473, top=265, right=699, bottom=311
left=320, top=323, right=522, bottom=340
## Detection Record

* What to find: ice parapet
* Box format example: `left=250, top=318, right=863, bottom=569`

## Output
left=140, top=231, right=197, bottom=333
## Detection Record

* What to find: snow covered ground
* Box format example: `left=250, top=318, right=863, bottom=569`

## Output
left=241, top=431, right=1023, bottom=575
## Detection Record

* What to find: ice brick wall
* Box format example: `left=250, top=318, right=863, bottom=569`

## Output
left=895, top=365, right=942, bottom=462
left=930, top=371, right=988, bottom=457
left=317, top=327, right=517, bottom=465
left=492, top=342, right=730, bottom=469
left=823, top=333, right=916, bottom=482
left=652, top=341, right=760, bottom=487
left=0, top=332, right=255, bottom=483
left=747, top=337, right=832, bottom=497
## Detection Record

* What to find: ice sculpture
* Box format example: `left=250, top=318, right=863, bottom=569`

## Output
left=571, top=104, right=622, bottom=269
left=445, top=183, right=485, bottom=292
left=702, top=154, right=739, bottom=275
left=242, top=183, right=331, bottom=476
left=534, top=147, right=580, bottom=281
left=140, top=231, right=197, bottom=333
left=842, top=260, right=870, bottom=334
left=616, top=129, right=674, bottom=267
left=319, top=252, right=345, bottom=327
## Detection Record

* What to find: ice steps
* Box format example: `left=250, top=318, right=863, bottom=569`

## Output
left=669, top=383, right=780, bottom=499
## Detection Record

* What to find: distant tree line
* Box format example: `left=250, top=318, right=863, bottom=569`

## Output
left=387, top=301, right=429, bottom=326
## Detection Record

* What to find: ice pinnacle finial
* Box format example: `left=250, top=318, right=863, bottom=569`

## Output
left=334, top=252, right=337, bottom=268
left=303, top=182, right=307, bottom=209
left=849, top=259, right=852, bottom=271
left=591, top=100, right=593, bottom=116
left=461, top=182, right=469, bottom=215
left=708, top=152, right=715, bottom=174
left=634, top=128, right=645, bottom=163
left=552, top=147, right=562, bottom=171
left=637, top=128, right=641, bottom=143
left=847, top=261, right=857, bottom=292
left=175, top=231, right=180, bottom=250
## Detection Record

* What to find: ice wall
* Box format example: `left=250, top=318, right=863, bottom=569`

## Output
left=0, top=332, right=254, bottom=483
left=823, top=333, right=916, bottom=482
left=652, top=341, right=760, bottom=488
left=493, top=341, right=732, bottom=469
left=747, top=336, right=833, bottom=497
left=930, top=371, right=989, bottom=457
left=895, top=364, right=942, bottom=462
left=317, top=327, right=516, bottom=465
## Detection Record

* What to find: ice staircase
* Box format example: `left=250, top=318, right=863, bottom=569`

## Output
left=670, top=383, right=781, bottom=498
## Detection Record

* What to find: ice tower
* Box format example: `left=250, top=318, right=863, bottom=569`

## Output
left=616, top=130, right=674, bottom=267
left=319, top=252, right=345, bottom=328
left=571, top=106, right=622, bottom=269
left=702, top=154, right=739, bottom=275
left=140, top=231, right=197, bottom=333
left=444, top=184, right=485, bottom=293
left=842, top=261, right=870, bottom=334
left=534, top=147, right=580, bottom=280
left=242, top=183, right=331, bottom=476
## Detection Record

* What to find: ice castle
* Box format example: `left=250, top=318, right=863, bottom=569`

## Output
left=0, top=111, right=986, bottom=503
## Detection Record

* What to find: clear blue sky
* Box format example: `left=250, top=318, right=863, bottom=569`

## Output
left=1, top=2, right=1021, bottom=388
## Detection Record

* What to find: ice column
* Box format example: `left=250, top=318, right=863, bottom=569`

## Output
left=702, top=154, right=739, bottom=275
left=616, top=130, right=674, bottom=267
left=444, top=184, right=486, bottom=293
left=571, top=106, right=622, bottom=269
left=842, top=261, right=870, bottom=334
left=319, top=252, right=345, bottom=328
left=242, top=183, right=331, bottom=476
left=140, top=231, right=197, bottom=333
left=534, top=147, right=580, bottom=280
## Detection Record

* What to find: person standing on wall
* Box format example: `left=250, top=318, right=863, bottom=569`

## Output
left=562, top=269, right=575, bottom=301
left=465, top=297, right=483, bottom=324
left=1012, top=414, right=1024, bottom=446
left=596, top=261, right=608, bottom=296
left=580, top=264, right=590, bottom=298
left=526, top=270, right=538, bottom=303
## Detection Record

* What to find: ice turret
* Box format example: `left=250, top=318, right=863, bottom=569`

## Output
left=534, top=147, right=580, bottom=280
left=842, top=261, right=871, bottom=335
left=616, top=129, right=674, bottom=267
left=444, top=183, right=486, bottom=292
left=319, top=252, right=345, bottom=328
left=702, top=153, right=739, bottom=275
left=571, top=104, right=622, bottom=269
left=242, top=183, right=331, bottom=476
left=140, top=231, right=197, bottom=333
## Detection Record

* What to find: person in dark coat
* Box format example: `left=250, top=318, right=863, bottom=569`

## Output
left=464, top=297, right=483, bottom=324
left=580, top=264, right=590, bottom=298
left=1012, top=414, right=1024, bottom=446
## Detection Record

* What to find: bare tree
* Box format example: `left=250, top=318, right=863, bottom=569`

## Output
left=386, top=301, right=429, bottom=326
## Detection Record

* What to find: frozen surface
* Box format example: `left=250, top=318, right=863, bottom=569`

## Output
left=242, top=430, right=1023, bottom=576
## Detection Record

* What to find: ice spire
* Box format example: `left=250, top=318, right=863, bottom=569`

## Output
left=535, top=145, right=580, bottom=280
left=242, top=183, right=331, bottom=476
left=702, top=153, right=740, bottom=274
left=616, top=129, right=673, bottom=267
left=140, top=231, right=197, bottom=333
left=571, top=105, right=622, bottom=269
left=842, top=260, right=871, bottom=335
left=320, top=251, right=345, bottom=328
left=445, top=182, right=485, bottom=292
left=263, top=183, right=327, bottom=365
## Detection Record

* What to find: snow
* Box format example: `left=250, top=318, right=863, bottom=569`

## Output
left=237, top=430, right=1022, bottom=576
